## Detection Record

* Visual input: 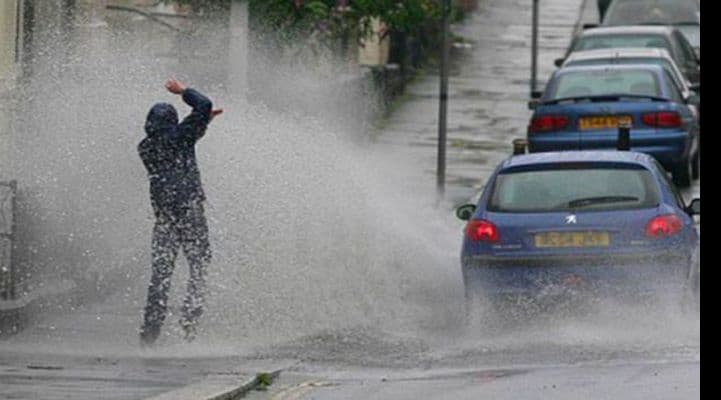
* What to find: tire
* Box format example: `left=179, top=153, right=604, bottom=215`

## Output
left=691, top=150, right=700, bottom=180
left=672, top=159, right=692, bottom=188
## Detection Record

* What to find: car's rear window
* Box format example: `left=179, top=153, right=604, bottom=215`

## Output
left=488, top=166, right=660, bottom=213
left=551, top=69, right=660, bottom=99
left=604, top=0, right=699, bottom=25
left=565, top=58, right=682, bottom=89
left=574, top=34, right=671, bottom=52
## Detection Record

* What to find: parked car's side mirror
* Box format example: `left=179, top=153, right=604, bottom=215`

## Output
left=685, top=93, right=701, bottom=106
left=456, top=204, right=477, bottom=221
left=687, top=198, right=700, bottom=216
left=554, top=58, right=564, bottom=68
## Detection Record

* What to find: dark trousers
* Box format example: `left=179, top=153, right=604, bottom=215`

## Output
left=141, top=202, right=211, bottom=334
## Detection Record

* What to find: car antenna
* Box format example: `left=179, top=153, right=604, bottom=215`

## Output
left=617, top=120, right=631, bottom=151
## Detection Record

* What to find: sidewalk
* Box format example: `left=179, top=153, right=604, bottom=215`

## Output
left=371, top=0, right=594, bottom=207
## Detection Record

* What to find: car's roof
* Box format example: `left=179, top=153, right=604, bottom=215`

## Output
left=565, top=47, right=673, bottom=62
left=500, top=151, right=656, bottom=170
left=580, top=25, right=674, bottom=37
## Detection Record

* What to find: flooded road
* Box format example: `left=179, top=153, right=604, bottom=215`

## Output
left=0, top=0, right=699, bottom=398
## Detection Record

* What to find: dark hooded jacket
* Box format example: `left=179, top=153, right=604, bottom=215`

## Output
left=138, top=88, right=212, bottom=215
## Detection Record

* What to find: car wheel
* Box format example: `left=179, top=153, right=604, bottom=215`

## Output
left=672, top=160, right=692, bottom=188
left=691, top=150, right=700, bottom=180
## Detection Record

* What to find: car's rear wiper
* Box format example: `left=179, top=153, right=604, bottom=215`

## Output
left=568, top=196, right=639, bottom=208
left=544, top=94, right=668, bottom=104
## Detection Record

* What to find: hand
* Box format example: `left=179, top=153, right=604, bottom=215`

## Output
left=210, top=109, right=224, bottom=121
left=165, top=78, right=186, bottom=95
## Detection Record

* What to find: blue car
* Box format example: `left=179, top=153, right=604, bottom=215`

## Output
left=527, top=64, right=700, bottom=187
left=456, top=151, right=699, bottom=313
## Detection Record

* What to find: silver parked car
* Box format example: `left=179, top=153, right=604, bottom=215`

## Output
left=601, top=0, right=700, bottom=58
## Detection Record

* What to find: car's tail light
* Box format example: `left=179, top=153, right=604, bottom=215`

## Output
left=465, top=219, right=500, bottom=243
left=528, top=115, right=569, bottom=133
left=642, top=111, right=682, bottom=128
left=645, top=214, right=683, bottom=238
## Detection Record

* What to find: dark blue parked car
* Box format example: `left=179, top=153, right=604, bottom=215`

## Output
left=527, top=64, right=699, bottom=187
left=456, top=151, right=699, bottom=314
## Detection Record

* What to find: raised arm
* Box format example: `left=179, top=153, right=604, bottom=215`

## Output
left=165, top=78, right=222, bottom=142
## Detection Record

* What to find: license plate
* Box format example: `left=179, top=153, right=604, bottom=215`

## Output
left=534, top=232, right=610, bottom=248
left=579, top=116, right=632, bottom=130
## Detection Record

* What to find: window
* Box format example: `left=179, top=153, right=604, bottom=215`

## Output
left=566, top=58, right=685, bottom=90
left=488, top=165, right=660, bottom=213
left=575, top=34, right=672, bottom=54
left=674, top=31, right=698, bottom=66
left=662, top=69, right=684, bottom=103
left=552, top=69, right=660, bottom=99
left=604, top=0, right=699, bottom=25
left=651, top=159, right=686, bottom=208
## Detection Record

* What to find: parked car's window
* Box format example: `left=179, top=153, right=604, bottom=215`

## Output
left=488, top=166, right=660, bottom=212
left=574, top=34, right=671, bottom=53
left=662, top=69, right=685, bottom=103
left=651, top=159, right=686, bottom=208
left=565, top=57, right=685, bottom=90
left=673, top=30, right=698, bottom=66
left=551, top=69, right=660, bottom=99
left=676, top=24, right=700, bottom=51
left=604, top=0, right=698, bottom=25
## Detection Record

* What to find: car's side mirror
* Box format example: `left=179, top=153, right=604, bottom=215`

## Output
left=685, top=93, right=701, bottom=106
left=686, top=198, right=700, bottom=216
left=456, top=204, right=477, bottom=221
left=554, top=58, right=564, bottom=68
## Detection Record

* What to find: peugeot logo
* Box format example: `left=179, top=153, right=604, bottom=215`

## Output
left=565, top=215, right=577, bottom=224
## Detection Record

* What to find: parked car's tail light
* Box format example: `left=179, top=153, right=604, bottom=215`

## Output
left=528, top=115, right=569, bottom=133
left=465, top=220, right=500, bottom=243
left=645, top=214, right=683, bottom=238
left=642, top=111, right=682, bottom=128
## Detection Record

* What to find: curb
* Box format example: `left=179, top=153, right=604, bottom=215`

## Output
left=146, top=369, right=282, bottom=400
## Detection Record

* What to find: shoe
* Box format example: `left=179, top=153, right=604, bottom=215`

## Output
left=139, top=325, right=160, bottom=347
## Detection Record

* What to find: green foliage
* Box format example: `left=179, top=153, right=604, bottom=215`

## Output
left=250, top=0, right=452, bottom=44
left=254, top=372, right=276, bottom=391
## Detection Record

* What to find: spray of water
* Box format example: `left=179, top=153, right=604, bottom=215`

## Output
left=1, top=5, right=698, bottom=367
left=3, top=6, right=464, bottom=358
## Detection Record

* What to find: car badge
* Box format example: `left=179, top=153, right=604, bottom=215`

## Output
left=565, top=215, right=577, bottom=224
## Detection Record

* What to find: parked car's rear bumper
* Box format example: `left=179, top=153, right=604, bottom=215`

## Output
left=528, top=129, right=692, bottom=169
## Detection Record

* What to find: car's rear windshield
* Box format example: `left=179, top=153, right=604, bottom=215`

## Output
left=488, top=166, right=660, bottom=213
left=604, top=0, right=699, bottom=26
left=574, top=34, right=671, bottom=53
left=550, top=69, right=660, bottom=99
left=565, top=58, right=682, bottom=89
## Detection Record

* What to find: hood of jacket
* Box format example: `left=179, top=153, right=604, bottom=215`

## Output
left=144, top=102, right=178, bottom=137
